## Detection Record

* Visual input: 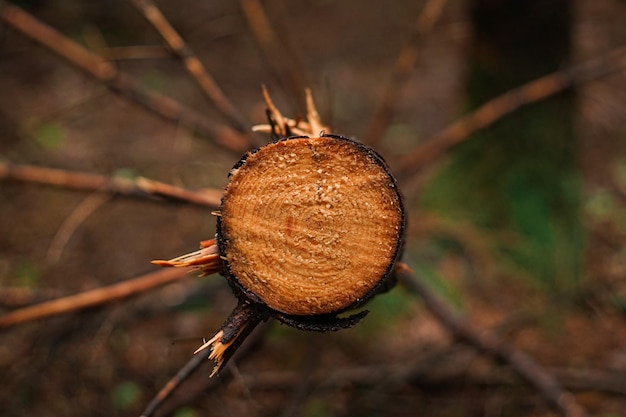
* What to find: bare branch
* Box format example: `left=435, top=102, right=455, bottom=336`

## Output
left=0, top=162, right=222, bottom=208
left=128, top=0, right=250, bottom=133
left=0, top=268, right=188, bottom=329
left=396, top=263, right=589, bottom=417
left=0, top=0, right=250, bottom=153
left=395, top=45, right=626, bottom=182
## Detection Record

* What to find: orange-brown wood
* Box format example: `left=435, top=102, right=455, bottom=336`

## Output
left=218, top=135, right=404, bottom=315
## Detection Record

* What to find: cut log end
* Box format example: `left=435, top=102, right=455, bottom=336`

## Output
left=217, top=135, right=405, bottom=316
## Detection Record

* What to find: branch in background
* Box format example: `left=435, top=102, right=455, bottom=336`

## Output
left=396, top=45, right=626, bottom=182
left=0, top=268, right=188, bottom=329
left=46, top=192, right=111, bottom=264
left=0, top=0, right=250, bottom=153
left=0, top=162, right=222, bottom=208
left=128, top=0, right=250, bottom=134
left=365, top=0, right=447, bottom=146
left=82, top=26, right=171, bottom=61
left=239, top=0, right=309, bottom=111
left=0, top=287, right=64, bottom=308
left=396, top=263, right=589, bottom=417
left=237, top=363, right=626, bottom=397
left=97, top=45, right=171, bottom=61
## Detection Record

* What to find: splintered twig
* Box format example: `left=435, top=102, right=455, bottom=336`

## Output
left=396, top=263, right=589, bottom=417
left=0, top=162, right=222, bottom=208
left=252, top=86, right=329, bottom=137
left=152, top=238, right=222, bottom=277
left=94, top=45, right=171, bottom=61
left=0, top=0, right=249, bottom=153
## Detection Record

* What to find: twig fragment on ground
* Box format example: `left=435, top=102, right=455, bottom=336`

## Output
left=395, top=263, right=589, bottom=417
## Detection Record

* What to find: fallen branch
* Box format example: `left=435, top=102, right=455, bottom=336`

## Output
left=0, top=162, right=222, bottom=208
left=0, top=0, right=250, bottom=153
left=395, top=45, right=626, bottom=181
left=396, top=263, right=589, bottom=417
left=129, top=0, right=249, bottom=133
left=0, top=268, right=188, bottom=329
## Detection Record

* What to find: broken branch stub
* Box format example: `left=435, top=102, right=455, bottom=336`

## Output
left=218, top=134, right=405, bottom=316
left=153, top=90, right=406, bottom=376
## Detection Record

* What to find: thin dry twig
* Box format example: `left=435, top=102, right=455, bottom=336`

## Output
left=0, top=268, right=188, bottom=329
left=0, top=162, right=222, bottom=208
left=82, top=24, right=170, bottom=61
left=0, top=0, right=250, bottom=153
left=396, top=263, right=589, bottom=417
left=365, top=0, right=447, bottom=146
left=395, top=45, right=626, bottom=181
left=128, top=0, right=249, bottom=133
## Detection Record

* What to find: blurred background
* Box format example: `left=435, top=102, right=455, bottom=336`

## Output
left=1, top=0, right=626, bottom=416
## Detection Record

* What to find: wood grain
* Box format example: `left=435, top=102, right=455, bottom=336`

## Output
left=218, top=135, right=405, bottom=315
